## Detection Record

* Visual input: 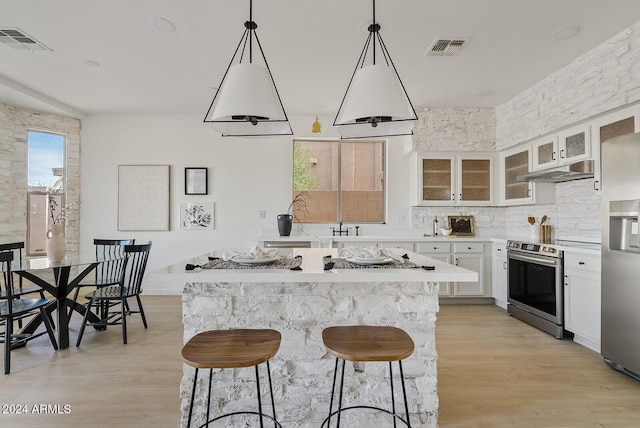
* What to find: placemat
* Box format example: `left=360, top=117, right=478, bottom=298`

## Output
left=195, top=256, right=302, bottom=270
left=323, top=256, right=420, bottom=270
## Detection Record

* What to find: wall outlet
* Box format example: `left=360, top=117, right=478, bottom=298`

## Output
left=259, top=210, right=266, bottom=219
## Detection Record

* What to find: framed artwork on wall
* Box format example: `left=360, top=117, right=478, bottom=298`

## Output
left=185, top=167, right=208, bottom=195
left=118, top=165, right=170, bottom=231
left=180, top=202, right=214, bottom=230
left=447, top=215, right=475, bottom=236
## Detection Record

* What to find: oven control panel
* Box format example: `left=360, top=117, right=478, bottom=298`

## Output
left=507, top=240, right=563, bottom=258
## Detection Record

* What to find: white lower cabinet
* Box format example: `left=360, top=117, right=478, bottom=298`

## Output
left=452, top=243, right=485, bottom=296
left=417, top=241, right=487, bottom=298
left=491, top=242, right=508, bottom=309
left=563, top=252, right=601, bottom=353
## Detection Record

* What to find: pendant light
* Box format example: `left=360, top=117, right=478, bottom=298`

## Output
left=203, top=0, right=292, bottom=137
left=333, top=0, right=417, bottom=139
left=312, top=115, right=321, bottom=133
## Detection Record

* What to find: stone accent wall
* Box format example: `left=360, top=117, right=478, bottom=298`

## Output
left=0, top=102, right=81, bottom=254
left=496, top=22, right=640, bottom=149
left=182, top=280, right=439, bottom=427
left=411, top=107, right=496, bottom=153
left=411, top=21, right=640, bottom=242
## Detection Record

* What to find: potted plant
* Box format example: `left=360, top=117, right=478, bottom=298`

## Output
left=278, top=191, right=309, bottom=236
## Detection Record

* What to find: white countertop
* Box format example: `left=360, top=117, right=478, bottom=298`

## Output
left=148, top=247, right=478, bottom=284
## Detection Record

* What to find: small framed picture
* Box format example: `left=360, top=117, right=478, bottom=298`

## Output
left=180, top=202, right=214, bottom=230
left=447, top=215, right=475, bottom=236
left=185, top=167, right=208, bottom=195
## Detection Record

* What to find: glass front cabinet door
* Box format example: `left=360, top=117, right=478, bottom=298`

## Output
left=418, top=154, right=493, bottom=206
left=501, top=146, right=532, bottom=203
left=532, top=125, right=591, bottom=171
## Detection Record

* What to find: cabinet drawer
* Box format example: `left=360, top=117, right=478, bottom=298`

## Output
left=453, top=242, right=485, bottom=253
left=564, top=252, right=601, bottom=274
left=416, top=242, right=451, bottom=253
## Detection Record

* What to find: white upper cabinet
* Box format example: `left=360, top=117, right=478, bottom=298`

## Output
left=415, top=153, right=494, bottom=206
left=498, top=144, right=556, bottom=206
left=532, top=124, right=591, bottom=171
left=591, top=106, right=640, bottom=194
left=499, top=145, right=532, bottom=204
left=531, top=135, right=559, bottom=170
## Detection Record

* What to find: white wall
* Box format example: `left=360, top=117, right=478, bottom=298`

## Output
left=79, top=114, right=416, bottom=271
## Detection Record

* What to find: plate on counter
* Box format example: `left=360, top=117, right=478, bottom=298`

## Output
left=233, top=257, right=279, bottom=265
left=345, top=257, right=393, bottom=265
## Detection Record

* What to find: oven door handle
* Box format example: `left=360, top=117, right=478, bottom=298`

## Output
left=507, top=252, right=560, bottom=268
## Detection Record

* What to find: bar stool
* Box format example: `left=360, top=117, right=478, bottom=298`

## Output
left=321, top=325, right=415, bottom=427
left=181, top=329, right=282, bottom=428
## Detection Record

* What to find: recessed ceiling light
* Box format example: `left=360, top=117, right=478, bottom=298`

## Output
left=84, top=59, right=100, bottom=68
left=552, top=25, right=580, bottom=40
left=153, top=17, right=176, bottom=33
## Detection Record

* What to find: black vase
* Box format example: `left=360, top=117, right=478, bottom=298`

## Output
left=277, top=214, right=293, bottom=236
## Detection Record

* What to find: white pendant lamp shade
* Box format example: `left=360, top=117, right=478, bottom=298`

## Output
left=333, top=0, right=417, bottom=139
left=334, top=63, right=417, bottom=139
left=336, top=119, right=415, bottom=139
left=203, top=0, right=292, bottom=137
left=206, top=63, right=292, bottom=136
left=335, top=64, right=414, bottom=125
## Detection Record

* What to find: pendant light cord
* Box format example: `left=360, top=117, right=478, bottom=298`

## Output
left=249, top=0, right=253, bottom=62
left=372, top=0, right=376, bottom=65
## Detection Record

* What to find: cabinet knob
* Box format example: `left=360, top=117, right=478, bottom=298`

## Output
left=594, top=180, right=599, bottom=191
left=503, top=261, right=507, bottom=269
left=497, top=248, right=502, bottom=252
left=560, top=149, right=565, bottom=159
left=467, top=246, right=472, bottom=250
left=578, top=261, right=585, bottom=265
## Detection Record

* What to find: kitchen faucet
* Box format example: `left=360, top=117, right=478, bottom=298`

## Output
left=330, top=221, right=351, bottom=236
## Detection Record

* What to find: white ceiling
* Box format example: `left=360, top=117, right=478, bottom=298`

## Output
left=1, top=0, right=640, bottom=119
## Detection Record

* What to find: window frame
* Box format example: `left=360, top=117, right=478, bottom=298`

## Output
left=292, top=138, right=386, bottom=224
left=26, top=129, right=67, bottom=256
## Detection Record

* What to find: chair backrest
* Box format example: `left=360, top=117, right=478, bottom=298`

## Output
left=121, top=242, right=151, bottom=295
left=94, top=239, right=135, bottom=285
left=0, top=252, right=15, bottom=314
left=0, top=242, right=24, bottom=271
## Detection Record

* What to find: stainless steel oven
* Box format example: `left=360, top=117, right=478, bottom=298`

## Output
left=506, top=240, right=572, bottom=339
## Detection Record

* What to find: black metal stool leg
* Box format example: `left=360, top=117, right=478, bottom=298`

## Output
left=336, top=358, right=346, bottom=428
left=255, top=364, right=264, bottom=428
left=399, top=360, right=411, bottom=427
left=266, top=360, right=277, bottom=428
left=206, top=369, right=213, bottom=427
left=187, top=368, right=199, bottom=428
left=390, top=361, right=397, bottom=428
left=326, top=357, right=339, bottom=427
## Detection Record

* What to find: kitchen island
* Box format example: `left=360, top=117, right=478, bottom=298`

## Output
left=152, top=248, right=477, bottom=427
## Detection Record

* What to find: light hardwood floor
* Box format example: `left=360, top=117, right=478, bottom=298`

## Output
left=2, top=298, right=639, bottom=427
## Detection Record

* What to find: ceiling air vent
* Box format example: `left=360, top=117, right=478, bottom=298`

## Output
left=0, top=28, right=51, bottom=51
left=426, top=38, right=468, bottom=56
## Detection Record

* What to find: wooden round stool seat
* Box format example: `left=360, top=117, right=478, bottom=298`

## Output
left=182, top=328, right=281, bottom=369
left=321, top=325, right=415, bottom=427
left=181, top=328, right=282, bottom=428
left=322, top=325, right=414, bottom=362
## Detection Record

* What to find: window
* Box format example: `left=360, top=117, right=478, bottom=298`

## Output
left=292, top=139, right=385, bottom=223
left=27, top=130, right=65, bottom=256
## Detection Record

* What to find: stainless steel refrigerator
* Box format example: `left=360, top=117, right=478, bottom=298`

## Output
left=602, top=132, right=640, bottom=380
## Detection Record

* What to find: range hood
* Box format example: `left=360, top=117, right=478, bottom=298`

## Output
left=516, top=160, right=595, bottom=183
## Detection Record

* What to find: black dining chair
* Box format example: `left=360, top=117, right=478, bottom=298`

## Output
left=76, top=242, right=151, bottom=346
left=0, top=242, right=46, bottom=328
left=1, top=251, right=58, bottom=374
left=68, top=239, right=134, bottom=322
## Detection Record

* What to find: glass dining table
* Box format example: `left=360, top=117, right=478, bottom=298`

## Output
left=6, top=254, right=121, bottom=349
